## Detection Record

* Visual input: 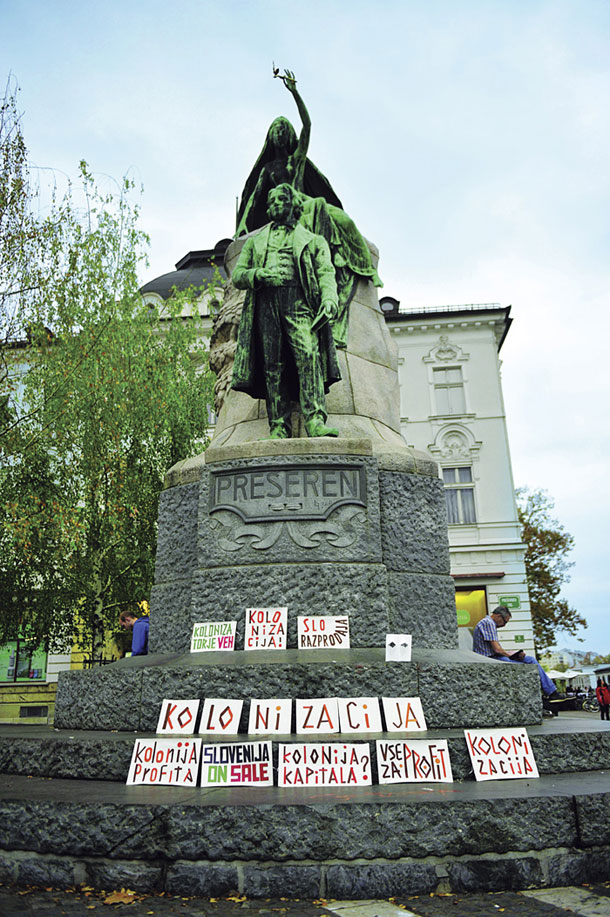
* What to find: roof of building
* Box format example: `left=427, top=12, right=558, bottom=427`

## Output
left=380, top=299, right=513, bottom=351
left=139, top=239, right=231, bottom=301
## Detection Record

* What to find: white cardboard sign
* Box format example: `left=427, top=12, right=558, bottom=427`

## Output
left=198, top=698, right=243, bottom=735
left=376, top=739, right=453, bottom=783
left=127, top=738, right=201, bottom=786
left=245, top=607, right=287, bottom=650
left=191, top=621, right=236, bottom=652
left=295, top=698, right=340, bottom=734
left=381, top=697, right=428, bottom=732
left=278, top=742, right=372, bottom=787
left=248, top=698, right=293, bottom=734
left=297, top=615, right=350, bottom=649
left=385, top=634, right=412, bottom=661
left=200, top=741, right=273, bottom=786
left=337, top=697, right=382, bottom=733
left=156, top=699, right=200, bottom=735
left=465, top=727, right=539, bottom=781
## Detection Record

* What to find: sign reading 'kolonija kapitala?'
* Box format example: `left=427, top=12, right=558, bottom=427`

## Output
left=278, top=742, right=372, bottom=786
left=209, top=464, right=366, bottom=522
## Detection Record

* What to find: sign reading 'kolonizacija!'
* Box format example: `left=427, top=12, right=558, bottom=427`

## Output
left=209, top=463, right=366, bottom=522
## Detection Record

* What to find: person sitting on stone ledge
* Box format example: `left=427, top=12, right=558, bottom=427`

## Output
left=472, top=605, right=558, bottom=698
left=119, top=610, right=149, bottom=656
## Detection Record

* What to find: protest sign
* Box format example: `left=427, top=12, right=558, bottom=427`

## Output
left=465, top=727, right=539, bottom=781
left=156, top=699, right=200, bottom=735
left=200, top=741, right=273, bottom=786
left=295, top=698, right=340, bottom=733
left=191, top=621, right=236, bottom=652
left=385, top=634, right=412, bottom=661
left=127, top=738, right=201, bottom=786
left=381, top=697, right=428, bottom=732
left=297, top=615, right=350, bottom=649
left=278, top=742, right=372, bottom=786
left=248, top=699, right=293, bottom=734
left=337, top=697, right=382, bottom=733
left=376, top=739, right=453, bottom=783
left=198, top=699, right=244, bottom=735
left=245, top=607, right=287, bottom=650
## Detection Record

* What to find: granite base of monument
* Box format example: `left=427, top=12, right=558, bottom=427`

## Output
left=54, top=437, right=544, bottom=732
left=1, top=719, right=610, bottom=898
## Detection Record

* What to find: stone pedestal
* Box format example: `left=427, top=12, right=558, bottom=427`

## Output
left=150, top=438, right=458, bottom=655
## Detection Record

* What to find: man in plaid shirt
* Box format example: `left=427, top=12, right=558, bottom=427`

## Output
left=473, top=606, right=557, bottom=696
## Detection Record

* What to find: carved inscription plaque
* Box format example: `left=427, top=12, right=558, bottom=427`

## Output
left=209, top=464, right=367, bottom=523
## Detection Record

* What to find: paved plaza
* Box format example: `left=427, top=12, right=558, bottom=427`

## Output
left=1, top=884, right=610, bottom=916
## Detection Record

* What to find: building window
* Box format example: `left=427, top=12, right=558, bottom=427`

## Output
left=455, top=588, right=487, bottom=628
left=443, top=466, right=476, bottom=523
left=433, top=367, right=465, bottom=415
left=0, top=640, right=47, bottom=683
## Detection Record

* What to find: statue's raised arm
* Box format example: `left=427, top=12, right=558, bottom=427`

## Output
left=235, top=69, right=382, bottom=349
left=235, top=68, right=342, bottom=237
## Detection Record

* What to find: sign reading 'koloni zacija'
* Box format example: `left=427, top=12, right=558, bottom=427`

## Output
left=209, top=464, right=366, bottom=522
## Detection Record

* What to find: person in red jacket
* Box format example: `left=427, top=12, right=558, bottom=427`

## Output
left=595, top=678, right=610, bottom=721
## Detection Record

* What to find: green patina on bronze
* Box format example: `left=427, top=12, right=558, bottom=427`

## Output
left=231, top=184, right=340, bottom=439
left=235, top=70, right=382, bottom=350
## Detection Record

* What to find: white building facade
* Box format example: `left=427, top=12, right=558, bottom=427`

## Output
left=382, top=301, right=535, bottom=655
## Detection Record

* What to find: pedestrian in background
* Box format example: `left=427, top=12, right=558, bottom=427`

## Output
left=595, top=677, right=610, bottom=721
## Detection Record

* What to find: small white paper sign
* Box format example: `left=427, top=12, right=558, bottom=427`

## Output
left=382, top=697, right=428, bottom=732
left=376, top=739, right=453, bottom=783
left=295, top=698, right=340, bottom=733
left=248, top=698, right=293, bottom=734
left=337, top=697, right=382, bottom=733
left=156, top=699, right=200, bottom=735
left=198, top=698, right=243, bottom=735
left=191, top=621, right=236, bottom=652
left=127, top=737, right=201, bottom=786
left=279, top=742, right=372, bottom=787
left=200, top=741, right=273, bottom=786
left=386, top=634, right=412, bottom=661
left=297, top=615, right=350, bottom=649
left=465, top=727, right=539, bottom=781
left=245, top=607, right=287, bottom=650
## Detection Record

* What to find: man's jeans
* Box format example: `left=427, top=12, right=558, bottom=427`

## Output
left=494, top=654, right=556, bottom=695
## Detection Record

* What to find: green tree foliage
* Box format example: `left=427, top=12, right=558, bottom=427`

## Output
left=0, top=77, right=216, bottom=657
left=516, top=488, right=587, bottom=651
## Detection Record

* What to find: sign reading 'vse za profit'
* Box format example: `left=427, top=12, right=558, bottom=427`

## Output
left=209, top=463, right=366, bottom=522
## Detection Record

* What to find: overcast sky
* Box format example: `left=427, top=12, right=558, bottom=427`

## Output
left=3, top=0, right=609, bottom=653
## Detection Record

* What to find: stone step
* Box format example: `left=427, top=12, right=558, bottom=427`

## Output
left=0, top=770, right=609, bottom=898
left=1, top=716, right=609, bottom=784
left=53, top=647, right=543, bottom=732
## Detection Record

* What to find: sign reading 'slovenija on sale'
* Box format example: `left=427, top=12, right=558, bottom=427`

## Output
left=200, top=741, right=273, bottom=786
left=297, top=615, right=350, bottom=649
left=245, top=607, right=287, bottom=650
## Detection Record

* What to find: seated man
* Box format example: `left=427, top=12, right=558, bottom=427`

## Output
left=472, top=605, right=557, bottom=697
